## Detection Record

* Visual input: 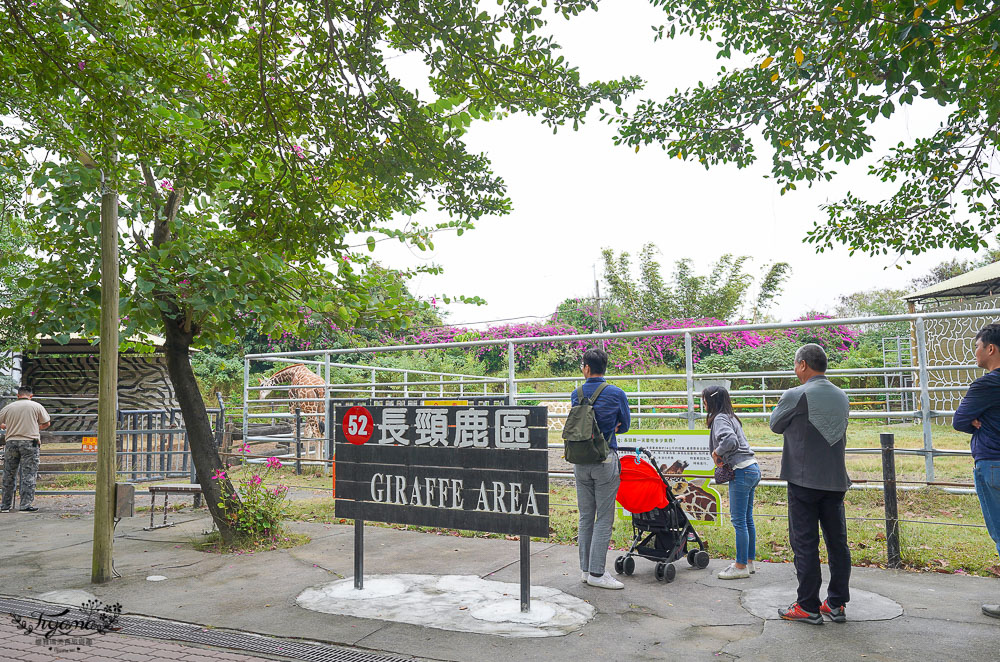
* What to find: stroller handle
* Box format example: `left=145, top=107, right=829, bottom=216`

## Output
left=629, top=446, right=658, bottom=466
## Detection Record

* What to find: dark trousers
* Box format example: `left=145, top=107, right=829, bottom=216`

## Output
left=787, top=482, right=851, bottom=613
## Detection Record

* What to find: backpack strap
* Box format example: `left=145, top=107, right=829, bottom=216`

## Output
left=582, top=381, right=609, bottom=406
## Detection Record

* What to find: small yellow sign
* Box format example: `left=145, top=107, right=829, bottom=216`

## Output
left=81, top=436, right=97, bottom=453
left=421, top=400, right=469, bottom=406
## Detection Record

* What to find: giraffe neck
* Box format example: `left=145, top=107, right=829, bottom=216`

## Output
left=265, top=365, right=306, bottom=386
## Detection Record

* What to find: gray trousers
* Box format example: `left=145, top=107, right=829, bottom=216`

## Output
left=574, top=451, right=620, bottom=575
left=2, top=439, right=40, bottom=510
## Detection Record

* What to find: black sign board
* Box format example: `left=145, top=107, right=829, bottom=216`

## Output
left=334, top=404, right=549, bottom=537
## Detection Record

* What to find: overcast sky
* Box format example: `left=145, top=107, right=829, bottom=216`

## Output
left=374, top=1, right=979, bottom=329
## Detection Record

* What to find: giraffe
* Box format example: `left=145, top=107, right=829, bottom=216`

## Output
left=258, top=364, right=326, bottom=457
left=660, top=460, right=720, bottom=522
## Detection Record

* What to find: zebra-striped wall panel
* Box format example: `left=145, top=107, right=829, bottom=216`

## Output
left=21, top=354, right=179, bottom=432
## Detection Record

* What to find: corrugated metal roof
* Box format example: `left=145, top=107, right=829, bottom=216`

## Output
left=904, top=260, right=1000, bottom=302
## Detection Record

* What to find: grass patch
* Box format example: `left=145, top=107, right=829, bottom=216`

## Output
left=191, top=531, right=311, bottom=554
left=37, top=473, right=132, bottom=489
left=286, top=481, right=997, bottom=577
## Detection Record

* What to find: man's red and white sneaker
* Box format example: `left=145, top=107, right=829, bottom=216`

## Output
left=820, top=599, right=847, bottom=623
left=778, top=602, right=823, bottom=625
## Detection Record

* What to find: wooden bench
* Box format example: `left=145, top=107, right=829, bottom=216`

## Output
left=145, top=483, right=203, bottom=531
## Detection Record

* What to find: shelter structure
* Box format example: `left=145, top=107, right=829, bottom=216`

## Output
left=18, top=334, right=180, bottom=434
left=903, top=261, right=1000, bottom=418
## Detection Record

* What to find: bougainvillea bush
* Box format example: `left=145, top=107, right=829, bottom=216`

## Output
left=213, top=446, right=290, bottom=547
left=387, top=315, right=858, bottom=375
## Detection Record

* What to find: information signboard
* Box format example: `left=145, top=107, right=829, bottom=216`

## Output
left=617, top=429, right=721, bottom=524
left=334, top=403, right=549, bottom=537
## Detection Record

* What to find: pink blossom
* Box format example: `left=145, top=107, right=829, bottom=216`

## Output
left=250, top=474, right=263, bottom=486
left=160, top=179, right=173, bottom=191
left=207, top=73, right=214, bottom=80
left=211, top=468, right=227, bottom=480
left=237, top=443, right=251, bottom=454
left=266, top=456, right=282, bottom=469
left=77, top=61, right=85, bottom=70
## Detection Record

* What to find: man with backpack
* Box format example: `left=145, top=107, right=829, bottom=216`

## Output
left=565, top=347, right=631, bottom=589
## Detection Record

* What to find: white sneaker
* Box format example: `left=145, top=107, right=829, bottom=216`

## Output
left=718, top=563, right=751, bottom=580
left=581, top=571, right=589, bottom=583
left=748, top=561, right=756, bottom=574
left=586, top=571, right=624, bottom=590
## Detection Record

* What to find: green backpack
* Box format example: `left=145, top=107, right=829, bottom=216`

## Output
left=562, top=382, right=610, bottom=464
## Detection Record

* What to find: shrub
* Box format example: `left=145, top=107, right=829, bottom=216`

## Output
left=191, top=352, right=245, bottom=396
left=214, top=446, right=290, bottom=546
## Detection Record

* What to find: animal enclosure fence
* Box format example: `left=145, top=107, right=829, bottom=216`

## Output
left=244, top=308, right=1000, bottom=489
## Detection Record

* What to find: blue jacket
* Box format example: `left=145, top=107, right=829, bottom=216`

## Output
left=570, top=377, right=631, bottom=450
left=953, top=369, right=1000, bottom=462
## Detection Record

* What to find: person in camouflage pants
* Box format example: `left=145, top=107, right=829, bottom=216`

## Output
left=2, top=439, right=41, bottom=511
left=1, top=385, right=50, bottom=513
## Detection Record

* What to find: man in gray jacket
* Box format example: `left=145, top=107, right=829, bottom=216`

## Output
left=769, top=344, right=851, bottom=625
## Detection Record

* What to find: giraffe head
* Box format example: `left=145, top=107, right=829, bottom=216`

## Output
left=257, top=375, right=275, bottom=401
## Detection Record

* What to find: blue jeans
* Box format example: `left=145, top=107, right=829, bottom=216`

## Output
left=729, top=463, right=761, bottom=565
left=974, top=460, right=1000, bottom=558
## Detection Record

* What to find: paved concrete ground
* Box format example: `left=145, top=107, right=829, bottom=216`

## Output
left=1, top=501, right=998, bottom=661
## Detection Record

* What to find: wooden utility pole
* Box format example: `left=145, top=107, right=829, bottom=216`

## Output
left=92, top=169, right=118, bottom=584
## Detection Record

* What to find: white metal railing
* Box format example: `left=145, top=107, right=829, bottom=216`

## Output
left=243, top=307, right=1000, bottom=483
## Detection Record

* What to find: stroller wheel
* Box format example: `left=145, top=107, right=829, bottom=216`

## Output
left=623, top=556, right=636, bottom=576
left=686, top=549, right=698, bottom=567
left=614, top=556, right=625, bottom=575
left=654, top=562, right=676, bottom=583
left=695, top=550, right=710, bottom=569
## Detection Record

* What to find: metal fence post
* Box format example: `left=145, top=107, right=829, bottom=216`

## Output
left=370, top=367, right=376, bottom=398
left=880, top=433, right=902, bottom=568
left=507, top=340, right=529, bottom=612
left=295, top=407, right=303, bottom=476
left=636, top=378, right=641, bottom=430
left=507, top=342, right=517, bottom=406
left=243, top=358, right=250, bottom=449
left=684, top=332, right=695, bottom=430
left=403, top=371, right=408, bottom=398
left=326, top=353, right=333, bottom=468
left=915, top=317, right=935, bottom=482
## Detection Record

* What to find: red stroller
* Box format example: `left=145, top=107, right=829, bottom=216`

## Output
left=614, top=447, right=710, bottom=583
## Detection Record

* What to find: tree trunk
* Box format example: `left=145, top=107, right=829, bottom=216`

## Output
left=161, top=319, right=239, bottom=545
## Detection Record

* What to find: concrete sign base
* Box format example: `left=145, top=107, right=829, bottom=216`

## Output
left=296, top=574, right=594, bottom=638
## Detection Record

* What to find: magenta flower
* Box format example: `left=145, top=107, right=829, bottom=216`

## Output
left=78, top=61, right=85, bottom=70
left=211, top=469, right=227, bottom=480
left=250, top=474, right=263, bottom=486
left=237, top=443, right=251, bottom=454
left=160, top=179, right=173, bottom=191
left=265, top=456, right=282, bottom=469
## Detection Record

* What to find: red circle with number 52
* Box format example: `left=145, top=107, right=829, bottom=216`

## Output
left=343, top=407, right=374, bottom=445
